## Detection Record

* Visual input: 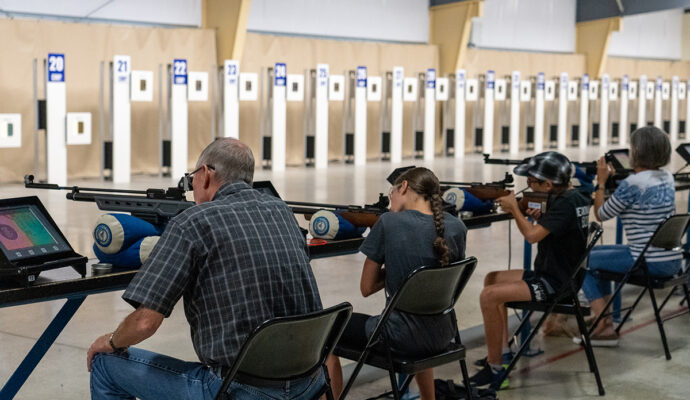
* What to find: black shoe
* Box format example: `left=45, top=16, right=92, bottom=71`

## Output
left=469, top=364, right=509, bottom=389
left=473, top=352, right=514, bottom=368
left=473, top=356, right=488, bottom=368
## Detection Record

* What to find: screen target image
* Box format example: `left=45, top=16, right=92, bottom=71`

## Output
left=0, top=206, right=58, bottom=256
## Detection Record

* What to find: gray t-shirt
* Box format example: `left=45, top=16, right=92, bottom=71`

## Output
left=359, top=210, right=468, bottom=355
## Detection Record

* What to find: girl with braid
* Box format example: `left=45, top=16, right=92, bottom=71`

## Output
left=327, top=167, right=468, bottom=400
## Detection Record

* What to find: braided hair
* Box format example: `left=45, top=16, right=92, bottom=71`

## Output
left=394, top=167, right=450, bottom=266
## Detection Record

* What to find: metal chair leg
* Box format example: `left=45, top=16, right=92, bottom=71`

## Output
left=339, top=348, right=370, bottom=400
left=507, top=310, right=534, bottom=347
left=648, top=288, right=672, bottom=360
left=590, top=279, right=628, bottom=336
left=682, top=283, right=690, bottom=308
left=575, top=301, right=605, bottom=396
left=388, top=368, right=401, bottom=400
left=323, top=364, right=335, bottom=400
left=398, top=375, right=414, bottom=398
left=615, top=287, right=647, bottom=335
left=459, top=358, right=474, bottom=400
left=496, top=309, right=550, bottom=391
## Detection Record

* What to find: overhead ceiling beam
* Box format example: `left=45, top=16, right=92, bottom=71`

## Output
left=429, top=0, right=483, bottom=75
left=577, top=0, right=690, bottom=22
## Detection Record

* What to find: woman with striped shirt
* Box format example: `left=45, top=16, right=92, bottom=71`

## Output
left=583, top=126, right=682, bottom=346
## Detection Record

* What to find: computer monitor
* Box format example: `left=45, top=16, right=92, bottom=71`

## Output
left=253, top=181, right=281, bottom=199
left=676, top=143, right=690, bottom=164
left=0, top=197, right=74, bottom=265
left=606, top=149, right=632, bottom=171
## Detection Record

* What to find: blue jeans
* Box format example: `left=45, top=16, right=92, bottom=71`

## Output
left=582, top=245, right=682, bottom=301
left=90, top=347, right=326, bottom=400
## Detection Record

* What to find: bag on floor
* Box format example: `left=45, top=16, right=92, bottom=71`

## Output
left=434, top=379, right=498, bottom=400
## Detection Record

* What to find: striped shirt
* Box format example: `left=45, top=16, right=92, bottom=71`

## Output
left=598, top=170, right=681, bottom=263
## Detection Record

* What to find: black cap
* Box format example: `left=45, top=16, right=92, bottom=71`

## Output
left=513, top=152, right=572, bottom=184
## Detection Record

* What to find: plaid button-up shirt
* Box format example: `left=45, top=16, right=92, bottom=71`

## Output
left=123, top=181, right=322, bottom=367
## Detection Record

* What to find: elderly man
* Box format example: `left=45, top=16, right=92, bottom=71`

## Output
left=87, top=138, right=325, bottom=399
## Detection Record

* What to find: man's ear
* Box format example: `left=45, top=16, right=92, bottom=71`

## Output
left=202, top=166, right=213, bottom=189
left=545, top=180, right=554, bottom=192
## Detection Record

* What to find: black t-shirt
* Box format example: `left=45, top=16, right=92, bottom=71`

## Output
left=359, top=210, right=467, bottom=356
left=534, top=189, right=591, bottom=291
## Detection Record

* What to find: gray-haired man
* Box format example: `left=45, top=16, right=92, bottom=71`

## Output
left=88, top=138, right=325, bottom=400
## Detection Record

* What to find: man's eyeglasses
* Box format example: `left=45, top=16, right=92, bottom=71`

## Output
left=181, top=164, right=215, bottom=191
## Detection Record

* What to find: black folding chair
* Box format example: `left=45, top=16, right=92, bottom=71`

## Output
left=335, top=257, right=478, bottom=400
left=589, top=214, right=690, bottom=360
left=214, top=302, right=353, bottom=400
left=503, top=222, right=605, bottom=395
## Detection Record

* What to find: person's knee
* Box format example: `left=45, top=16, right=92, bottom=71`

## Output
left=480, top=286, right=498, bottom=309
left=90, top=353, right=116, bottom=393
left=484, top=271, right=498, bottom=287
left=90, top=353, right=107, bottom=376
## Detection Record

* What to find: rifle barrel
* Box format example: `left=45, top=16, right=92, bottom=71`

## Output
left=286, top=200, right=362, bottom=210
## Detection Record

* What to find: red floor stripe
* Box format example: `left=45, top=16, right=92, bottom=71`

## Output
left=512, top=306, right=689, bottom=376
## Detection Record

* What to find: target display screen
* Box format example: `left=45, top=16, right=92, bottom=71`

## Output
left=0, top=205, right=69, bottom=261
left=611, top=152, right=631, bottom=170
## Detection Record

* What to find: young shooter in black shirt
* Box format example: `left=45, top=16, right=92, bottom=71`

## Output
left=470, top=152, right=591, bottom=388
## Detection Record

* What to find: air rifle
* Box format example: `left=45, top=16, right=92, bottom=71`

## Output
left=439, top=172, right=515, bottom=201
left=24, top=174, right=194, bottom=227
left=387, top=166, right=515, bottom=202
left=287, top=194, right=390, bottom=228
left=483, top=152, right=632, bottom=191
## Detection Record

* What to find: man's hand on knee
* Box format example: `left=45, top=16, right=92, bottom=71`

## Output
left=87, top=333, right=115, bottom=372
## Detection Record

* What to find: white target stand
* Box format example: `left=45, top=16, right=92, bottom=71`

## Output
left=354, top=66, right=367, bottom=166
left=620, top=75, right=629, bottom=146
left=534, top=72, right=545, bottom=152
left=654, top=76, right=663, bottom=129
left=638, top=75, right=647, bottom=128
left=557, top=72, right=568, bottom=150
left=579, top=74, right=589, bottom=150
left=454, top=69, right=466, bottom=158
left=46, top=53, right=67, bottom=186
left=170, top=59, right=189, bottom=179
left=391, top=66, right=404, bottom=163
left=509, top=71, right=520, bottom=154
left=671, top=76, right=679, bottom=141
left=112, top=55, right=131, bottom=183
left=314, top=64, right=329, bottom=169
left=272, top=62, right=287, bottom=171
left=224, top=60, right=239, bottom=139
left=483, top=70, right=495, bottom=155
left=600, top=74, right=610, bottom=148
left=424, top=68, right=436, bottom=161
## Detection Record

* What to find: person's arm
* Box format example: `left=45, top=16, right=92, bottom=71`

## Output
left=87, top=307, right=164, bottom=371
left=496, top=191, right=550, bottom=244
left=358, top=216, right=386, bottom=296
left=593, top=156, right=613, bottom=221
left=86, top=219, right=200, bottom=371
left=360, top=257, right=385, bottom=297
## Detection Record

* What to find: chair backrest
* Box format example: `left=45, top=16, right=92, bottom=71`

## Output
left=391, top=256, right=477, bottom=316
left=647, top=214, right=690, bottom=251
left=229, top=302, right=352, bottom=381
left=566, top=221, right=604, bottom=294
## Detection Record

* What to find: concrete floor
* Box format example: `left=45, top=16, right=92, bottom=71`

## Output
left=1, top=145, right=690, bottom=399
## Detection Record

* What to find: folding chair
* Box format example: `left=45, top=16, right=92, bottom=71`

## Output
left=214, top=302, right=353, bottom=400
left=335, top=257, right=478, bottom=400
left=589, top=214, right=690, bottom=360
left=503, top=222, right=605, bottom=395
